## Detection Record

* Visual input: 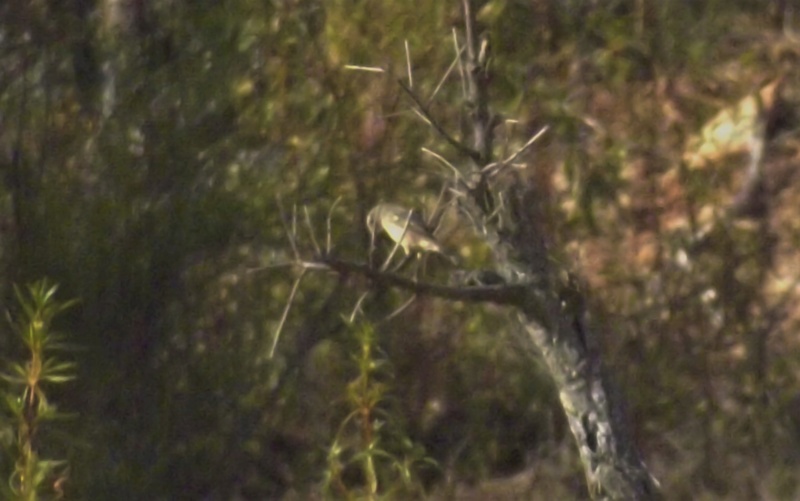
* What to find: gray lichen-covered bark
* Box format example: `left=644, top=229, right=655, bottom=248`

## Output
left=456, top=1, right=661, bottom=498
left=496, top=182, right=660, bottom=500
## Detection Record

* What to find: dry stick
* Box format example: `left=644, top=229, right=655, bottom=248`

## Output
left=269, top=268, right=306, bottom=359
left=398, top=79, right=481, bottom=162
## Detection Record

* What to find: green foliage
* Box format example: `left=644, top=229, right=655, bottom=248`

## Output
left=323, top=320, right=435, bottom=500
left=0, top=280, right=77, bottom=500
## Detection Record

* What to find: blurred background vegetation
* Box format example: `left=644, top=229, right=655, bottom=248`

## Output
left=1, top=0, right=800, bottom=499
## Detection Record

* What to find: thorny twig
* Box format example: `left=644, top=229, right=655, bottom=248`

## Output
left=422, top=147, right=467, bottom=184
left=348, top=291, right=371, bottom=324
left=427, top=43, right=466, bottom=107
left=383, top=294, right=417, bottom=322
left=481, top=125, right=550, bottom=176
left=398, top=79, right=481, bottom=162
left=453, top=28, right=467, bottom=100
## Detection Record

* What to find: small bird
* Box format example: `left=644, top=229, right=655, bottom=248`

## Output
left=366, top=203, right=446, bottom=256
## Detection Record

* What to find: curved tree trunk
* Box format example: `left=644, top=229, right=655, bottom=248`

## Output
left=458, top=1, right=661, bottom=498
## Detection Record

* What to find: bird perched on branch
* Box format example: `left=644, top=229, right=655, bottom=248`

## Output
left=366, top=203, right=452, bottom=259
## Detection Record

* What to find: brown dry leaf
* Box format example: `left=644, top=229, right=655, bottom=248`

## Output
left=683, top=77, right=784, bottom=168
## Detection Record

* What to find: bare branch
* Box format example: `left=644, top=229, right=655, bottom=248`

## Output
left=246, top=261, right=294, bottom=274
left=460, top=0, right=493, bottom=164
left=398, top=79, right=481, bottom=162
left=321, top=256, right=524, bottom=305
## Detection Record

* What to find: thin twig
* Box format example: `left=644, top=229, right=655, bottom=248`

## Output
left=319, top=256, right=527, bottom=305
left=383, top=294, right=417, bottom=322
left=343, top=65, right=386, bottom=73
left=276, top=196, right=300, bottom=260
left=246, top=262, right=295, bottom=273
left=448, top=185, right=468, bottom=197
left=326, top=196, right=342, bottom=255
left=481, top=125, right=549, bottom=176
left=452, top=28, right=467, bottom=100
left=405, top=39, right=413, bottom=88
left=303, top=206, right=322, bottom=257
left=421, top=147, right=466, bottom=183
left=269, top=268, right=307, bottom=359
left=500, top=118, right=520, bottom=161
left=461, top=0, right=493, bottom=164
left=292, top=204, right=298, bottom=249
left=348, top=291, right=371, bottom=323
left=429, top=183, right=449, bottom=233
left=398, top=79, right=481, bottom=162
left=462, top=0, right=477, bottom=65
left=427, top=44, right=466, bottom=107
left=411, top=107, right=433, bottom=127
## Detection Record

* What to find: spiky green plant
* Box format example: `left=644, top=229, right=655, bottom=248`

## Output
left=1, top=280, right=77, bottom=500
left=323, top=320, right=436, bottom=500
